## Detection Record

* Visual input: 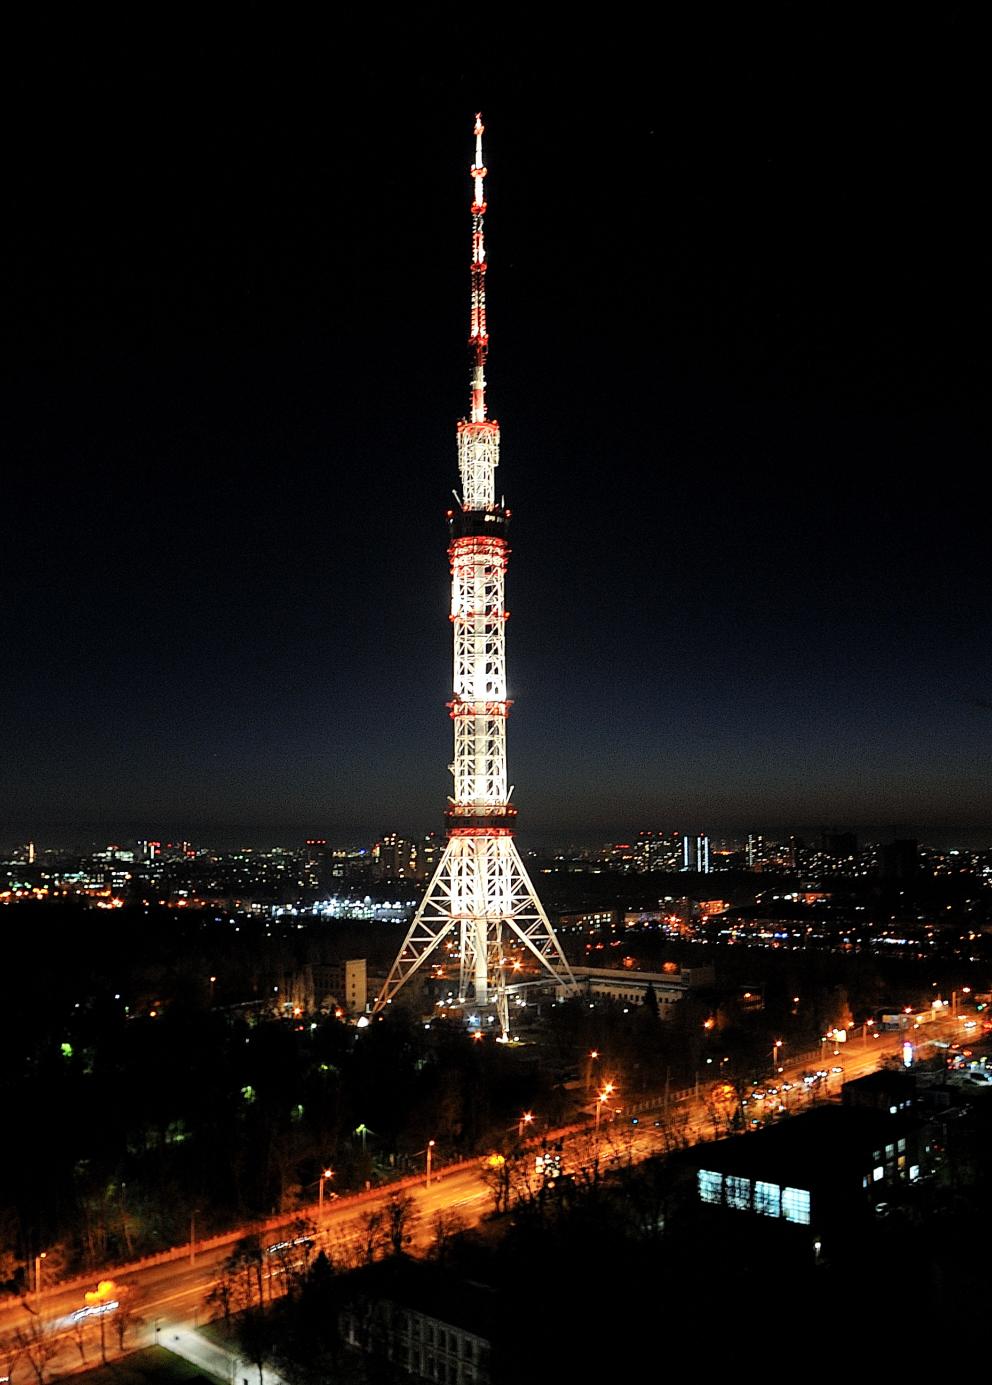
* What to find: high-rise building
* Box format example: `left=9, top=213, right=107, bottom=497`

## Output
left=682, top=834, right=711, bottom=873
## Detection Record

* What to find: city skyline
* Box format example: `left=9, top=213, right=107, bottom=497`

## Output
left=6, top=14, right=989, bottom=841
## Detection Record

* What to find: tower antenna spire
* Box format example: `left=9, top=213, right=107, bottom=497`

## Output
left=374, top=116, right=577, bottom=1040
left=469, top=112, right=488, bottom=422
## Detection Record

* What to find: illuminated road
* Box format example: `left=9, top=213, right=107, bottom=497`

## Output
left=0, top=1010, right=975, bottom=1382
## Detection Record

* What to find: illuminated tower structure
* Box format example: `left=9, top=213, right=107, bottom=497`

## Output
left=374, top=115, right=576, bottom=1039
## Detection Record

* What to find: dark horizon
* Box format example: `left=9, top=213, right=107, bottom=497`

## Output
left=6, top=819, right=992, bottom=858
left=6, top=13, right=990, bottom=838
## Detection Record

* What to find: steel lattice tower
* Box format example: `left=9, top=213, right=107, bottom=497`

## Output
left=373, top=115, right=577, bottom=1039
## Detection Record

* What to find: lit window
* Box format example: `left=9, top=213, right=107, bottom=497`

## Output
left=897, top=1138, right=906, bottom=1153
left=781, top=1186, right=810, bottom=1225
left=872, top=1165, right=883, bottom=1182
left=698, top=1169, right=722, bottom=1204
left=725, top=1174, right=751, bottom=1210
left=889, top=1104, right=897, bottom=1114
left=754, top=1180, right=781, bottom=1217
left=909, top=1164, right=920, bottom=1181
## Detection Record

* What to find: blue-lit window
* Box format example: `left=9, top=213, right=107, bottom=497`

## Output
left=754, top=1180, right=781, bottom=1217
left=781, top=1186, right=810, bottom=1225
left=725, top=1174, right=751, bottom=1210
left=698, top=1169, right=722, bottom=1204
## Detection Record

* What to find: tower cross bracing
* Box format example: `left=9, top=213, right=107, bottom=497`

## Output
left=373, top=115, right=576, bottom=1038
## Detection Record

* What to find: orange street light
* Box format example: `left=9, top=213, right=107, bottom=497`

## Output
left=319, top=1167, right=335, bottom=1221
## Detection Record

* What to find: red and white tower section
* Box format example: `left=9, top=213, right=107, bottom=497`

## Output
left=374, top=116, right=576, bottom=1038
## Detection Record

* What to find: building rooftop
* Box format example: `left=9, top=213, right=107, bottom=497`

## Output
left=687, top=1104, right=923, bottom=1186
left=338, top=1256, right=498, bottom=1342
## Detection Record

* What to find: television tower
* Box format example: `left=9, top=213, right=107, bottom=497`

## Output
left=373, top=115, right=576, bottom=1039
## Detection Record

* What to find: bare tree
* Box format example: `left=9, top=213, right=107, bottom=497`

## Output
left=428, top=1209, right=466, bottom=1264
left=358, top=1209, right=386, bottom=1265
left=225, top=1235, right=265, bottom=1313
left=68, top=1313, right=90, bottom=1365
left=112, top=1283, right=144, bottom=1354
left=0, top=1333, right=23, bottom=1384
left=269, top=1220, right=316, bottom=1302
left=205, top=1271, right=234, bottom=1330
left=235, top=1308, right=273, bottom=1385
left=481, top=1153, right=513, bottom=1214
left=383, top=1194, right=416, bottom=1256
left=13, top=1311, right=60, bottom=1385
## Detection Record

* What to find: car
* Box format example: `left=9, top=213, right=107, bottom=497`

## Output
left=831, top=1065, right=843, bottom=1074
left=750, top=1090, right=766, bottom=1100
left=70, top=1302, right=119, bottom=1322
left=781, top=1081, right=793, bottom=1091
left=266, top=1235, right=314, bottom=1256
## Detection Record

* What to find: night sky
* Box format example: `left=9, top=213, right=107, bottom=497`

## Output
left=5, top=9, right=990, bottom=847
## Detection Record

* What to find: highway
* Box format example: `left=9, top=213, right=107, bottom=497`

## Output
left=0, top=1009, right=975, bottom=1383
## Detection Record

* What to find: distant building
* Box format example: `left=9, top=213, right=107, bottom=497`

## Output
left=561, top=965, right=712, bottom=1014
left=822, top=831, right=858, bottom=859
left=879, top=839, right=919, bottom=882
left=313, top=959, right=368, bottom=1015
left=687, top=1104, right=933, bottom=1243
left=557, top=909, right=618, bottom=934
left=418, top=832, right=442, bottom=882
left=374, top=833, right=419, bottom=881
left=633, top=831, right=681, bottom=872
left=842, top=1069, right=917, bottom=1117
left=682, top=834, right=710, bottom=873
left=338, top=1258, right=494, bottom=1384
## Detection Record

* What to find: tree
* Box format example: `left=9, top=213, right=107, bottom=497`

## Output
left=235, top=1308, right=273, bottom=1385
left=112, top=1282, right=144, bottom=1353
left=383, top=1193, right=416, bottom=1256
left=643, top=985, right=660, bottom=1021
left=481, top=1153, right=512, bottom=1215
left=0, top=1333, right=22, bottom=1385
left=68, top=1312, right=90, bottom=1365
left=205, top=1271, right=234, bottom=1330
left=225, top=1234, right=265, bottom=1312
left=428, top=1209, right=466, bottom=1264
left=358, top=1209, right=385, bottom=1265
left=13, top=1310, right=60, bottom=1385
left=267, top=1218, right=316, bottom=1302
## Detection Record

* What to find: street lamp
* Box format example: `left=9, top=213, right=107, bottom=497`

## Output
left=426, top=1140, right=436, bottom=1186
left=594, top=1092, right=608, bottom=1138
left=585, top=1049, right=600, bottom=1093
left=772, top=1039, right=783, bottom=1074
left=318, top=1167, right=334, bottom=1222
left=518, top=1111, right=534, bottom=1139
left=34, top=1250, right=46, bottom=1311
left=594, top=1081, right=616, bottom=1138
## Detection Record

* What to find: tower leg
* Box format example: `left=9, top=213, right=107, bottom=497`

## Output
left=374, top=833, right=575, bottom=1038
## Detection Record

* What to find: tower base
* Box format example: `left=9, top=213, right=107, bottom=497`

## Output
left=373, top=832, right=577, bottom=1039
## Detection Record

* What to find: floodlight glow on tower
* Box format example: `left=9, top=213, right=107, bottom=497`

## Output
left=373, top=115, right=576, bottom=1038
